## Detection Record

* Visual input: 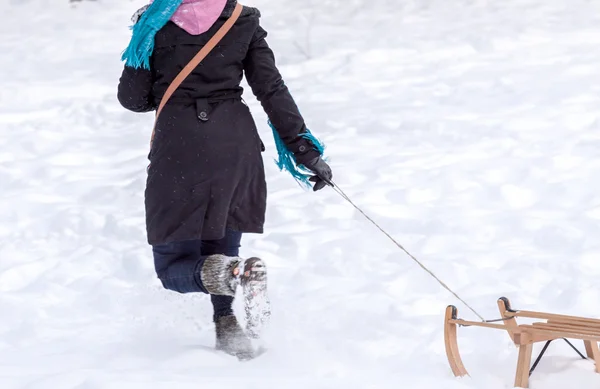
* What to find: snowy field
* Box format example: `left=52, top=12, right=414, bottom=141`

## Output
left=2, top=0, right=600, bottom=388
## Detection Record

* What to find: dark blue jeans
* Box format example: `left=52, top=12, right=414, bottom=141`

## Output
left=152, top=230, right=242, bottom=320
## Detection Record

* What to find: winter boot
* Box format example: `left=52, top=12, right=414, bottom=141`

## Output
left=200, top=254, right=243, bottom=297
left=215, top=315, right=254, bottom=360
left=241, top=257, right=271, bottom=339
left=201, top=255, right=271, bottom=339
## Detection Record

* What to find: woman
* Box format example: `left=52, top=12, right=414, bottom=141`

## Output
left=117, top=0, right=333, bottom=359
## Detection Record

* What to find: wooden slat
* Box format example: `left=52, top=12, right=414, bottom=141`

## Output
left=549, top=319, right=600, bottom=330
left=532, top=322, right=600, bottom=337
left=519, top=325, right=600, bottom=342
left=505, top=310, right=600, bottom=326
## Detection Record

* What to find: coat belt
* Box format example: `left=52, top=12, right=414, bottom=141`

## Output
left=164, top=91, right=243, bottom=122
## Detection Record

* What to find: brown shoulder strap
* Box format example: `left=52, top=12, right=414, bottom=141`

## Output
left=151, top=3, right=244, bottom=144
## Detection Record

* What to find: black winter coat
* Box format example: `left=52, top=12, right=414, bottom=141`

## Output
left=117, top=2, right=319, bottom=245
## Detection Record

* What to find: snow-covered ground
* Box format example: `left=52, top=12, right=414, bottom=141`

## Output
left=2, top=0, right=600, bottom=387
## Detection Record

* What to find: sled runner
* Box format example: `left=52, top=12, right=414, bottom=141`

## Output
left=444, top=297, right=600, bottom=388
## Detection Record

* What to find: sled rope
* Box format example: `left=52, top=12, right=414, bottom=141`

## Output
left=330, top=181, right=487, bottom=322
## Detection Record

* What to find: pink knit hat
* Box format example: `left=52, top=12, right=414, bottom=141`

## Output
left=170, top=0, right=228, bottom=35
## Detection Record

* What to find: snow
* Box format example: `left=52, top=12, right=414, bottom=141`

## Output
left=2, top=0, right=600, bottom=388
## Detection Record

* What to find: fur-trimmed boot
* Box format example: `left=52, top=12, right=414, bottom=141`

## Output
left=201, top=255, right=271, bottom=348
left=215, top=315, right=254, bottom=360
left=200, top=254, right=243, bottom=297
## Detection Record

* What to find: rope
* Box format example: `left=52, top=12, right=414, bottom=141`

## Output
left=330, top=181, right=487, bottom=322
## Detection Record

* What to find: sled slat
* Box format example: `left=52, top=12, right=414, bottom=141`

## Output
left=532, top=322, right=600, bottom=337
left=506, top=310, right=600, bottom=326
left=549, top=319, right=600, bottom=330
left=519, top=324, right=600, bottom=342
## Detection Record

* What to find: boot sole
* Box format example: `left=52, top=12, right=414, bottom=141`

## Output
left=241, top=257, right=271, bottom=339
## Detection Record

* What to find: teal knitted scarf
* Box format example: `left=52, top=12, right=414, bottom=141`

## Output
left=121, top=0, right=184, bottom=69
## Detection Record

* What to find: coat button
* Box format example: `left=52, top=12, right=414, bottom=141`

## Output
left=299, top=145, right=306, bottom=152
left=199, top=111, right=208, bottom=120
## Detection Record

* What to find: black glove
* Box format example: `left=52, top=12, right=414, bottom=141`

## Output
left=303, top=156, right=333, bottom=191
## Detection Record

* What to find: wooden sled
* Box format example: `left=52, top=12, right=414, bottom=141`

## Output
left=444, top=297, right=600, bottom=388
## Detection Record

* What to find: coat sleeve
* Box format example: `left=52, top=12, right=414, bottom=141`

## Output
left=243, top=25, right=320, bottom=165
left=117, top=66, right=157, bottom=113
